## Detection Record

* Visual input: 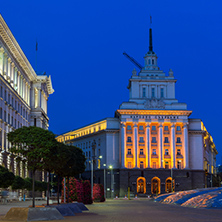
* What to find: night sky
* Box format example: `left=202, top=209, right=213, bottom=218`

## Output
left=1, top=1, right=222, bottom=163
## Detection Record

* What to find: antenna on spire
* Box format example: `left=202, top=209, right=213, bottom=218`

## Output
left=35, top=39, right=38, bottom=73
left=149, top=16, right=153, bottom=52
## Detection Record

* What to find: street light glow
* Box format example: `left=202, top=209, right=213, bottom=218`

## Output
left=109, top=165, right=113, bottom=169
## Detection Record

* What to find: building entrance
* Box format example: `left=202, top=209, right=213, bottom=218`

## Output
left=151, top=177, right=161, bottom=194
left=137, top=177, right=146, bottom=194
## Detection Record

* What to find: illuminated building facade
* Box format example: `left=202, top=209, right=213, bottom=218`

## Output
left=57, top=28, right=217, bottom=196
left=0, top=14, right=54, bottom=177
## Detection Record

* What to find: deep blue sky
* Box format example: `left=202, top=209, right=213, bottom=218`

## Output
left=1, top=1, right=222, bottom=162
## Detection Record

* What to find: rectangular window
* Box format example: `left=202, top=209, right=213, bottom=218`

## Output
left=8, top=114, right=10, bottom=124
left=127, top=149, right=132, bottom=155
left=127, top=125, right=131, bottom=130
left=11, top=116, right=13, bottom=126
left=140, top=149, right=144, bottom=155
left=142, top=87, right=146, bottom=98
left=89, top=151, right=91, bottom=157
left=176, top=137, right=181, bottom=143
left=152, top=88, right=155, bottom=98
left=152, top=137, right=157, bottom=143
left=15, top=101, right=17, bottom=110
left=165, top=162, right=169, bottom=169
left=164, top=126, right=168, bottom=131
left=152, top=149, right=156, bottom=155
left=4, top=111, right=6, bottom=122
left=152, top=125, right=156, bottom=131
left=139, top=137, right=144, bottom=143
left=177, top=161, right=182, bottom=169
left=164, top=137, right=169, bottom=143
left=177, top=149, right=181, bottom=155
left=153, top=162, right=156, bottom=168
left=139, top=125, right=143, bottom=130
left=161, top=88, right=164, bottom=98
left=165, top=149, right=169, bottom=155
left=176, top=126, right=181, bottom=131
left=0, top=86, right=2, bottom=98
left=127, top=137, right=132, bottom=142
left=0, top=108, right=2, bottom=119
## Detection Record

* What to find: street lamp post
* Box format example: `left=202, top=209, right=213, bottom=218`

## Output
left=103, top=164, right=106, bottom=198
left=90, top=159, right=93, bottom=199
left=109, top=165, right=113, bottom=198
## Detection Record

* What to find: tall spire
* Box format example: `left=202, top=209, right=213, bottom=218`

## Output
left=149, top=28, right=153, bottom=52
left=149, top=16, right=153, bottom=52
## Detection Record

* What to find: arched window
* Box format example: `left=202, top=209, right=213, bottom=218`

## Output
left=140, top=161, right=144, bottom=169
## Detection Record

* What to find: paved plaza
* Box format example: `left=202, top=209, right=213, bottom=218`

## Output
left=0, top=199, right=222, bottom=222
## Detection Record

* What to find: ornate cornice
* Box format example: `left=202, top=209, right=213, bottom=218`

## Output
left=0, top=14, right=36, bottom=81
left=116, top=109, right=192, bottom=116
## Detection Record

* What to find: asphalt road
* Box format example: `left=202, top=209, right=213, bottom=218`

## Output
left=0, top=199, right=222, bottom=222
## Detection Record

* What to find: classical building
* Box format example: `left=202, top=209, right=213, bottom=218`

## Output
left=57, top=27, right=217, bottom=197
left=0, top=14, right=54, bottom=177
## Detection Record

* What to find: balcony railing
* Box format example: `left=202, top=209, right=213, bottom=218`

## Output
left=139, top=154, right=146, bottom=158
left=126, top=154, right=133, bottom=158
left=151, top=154, right=158, bottom=158
left=164, top=154, right=171, bottom=159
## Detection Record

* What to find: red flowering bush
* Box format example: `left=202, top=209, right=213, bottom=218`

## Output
left=93, top=184, right=105, bottom=202
left=82, top=180, right=92, bottom=204
left=61, top=178, right=93, bottom=204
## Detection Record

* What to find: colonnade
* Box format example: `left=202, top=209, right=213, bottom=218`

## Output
left=121, top=121, right=189, bottom=169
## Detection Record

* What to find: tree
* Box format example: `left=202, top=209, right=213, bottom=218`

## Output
left=61, top=145, right=86, bottom=203
left=8, top=126, right=57, bottom=207
left=0, top=166, right=15, bottom=188
left=11, top=176, right=25, bottom=190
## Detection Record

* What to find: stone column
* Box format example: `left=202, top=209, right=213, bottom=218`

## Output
left=38, top=88, right=41, bottom=107
left=171, top=124, right=176, bottom=168
left=120, top=122, right=126, bottom=168
left=145, top=123, right=151, bottom=168
left=11, top=63, right=15, bottom=87
left=7, top=58, right=11, bottom=81
left=183, top=123, right=189, bottom=169
left=133, top=123, right=138, bottom=168
left=17, top=72, right=20, bottom=94
left=158, top=124, right=163, bottom=168
left=0, top=48, right=4, bottom=73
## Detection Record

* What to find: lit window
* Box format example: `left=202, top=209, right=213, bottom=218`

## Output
left=152, top=88, right=155, bottom=98
left=165, top=149, right=169, bottom=155
left=152, top=149, right=156, bottom=155
left=161, top=88, right=164, bottom=98
left=128, top=162, right=132, bottom=168
left=165, top=162, right=169, bottom=169
left=177, top=161, right=182, bottom=169
left=152, top=162, right=156, bottom=168
left=140, top=161, right=144, bottom=169
left=152, top=137, right=157, bottom=143
left=176, top=137, right=181, bottom=143
left=127, top=149, right=132, bottom=155
left=164, top=137, right=169, bottom=143
left=140, top=149, right=144, bottom=155
left=164, top=126, right=168, bottom=131
left=152, top=125, right=156, bottom=131
left=127, top=137, right=132, bottom=142
left=176, top=126, right=181, bottom=131
left=142, top=88, right=146, bottom=98
left=127, top=125, right=131, bottom=130
left=177, top=149, right=181, bottom=155
left=139, top=137, right=144, bottom=143
left=139, top=125, right=143, bottom=130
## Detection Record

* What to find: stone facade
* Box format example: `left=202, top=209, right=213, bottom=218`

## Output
left=57, top=27, right=217, bottom=197
left=0, top=14, right=54, bottom=178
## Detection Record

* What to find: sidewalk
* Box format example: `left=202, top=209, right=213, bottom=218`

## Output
left=0, top=200, right=58, bottom=216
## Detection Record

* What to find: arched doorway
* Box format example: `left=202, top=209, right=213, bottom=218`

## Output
left=165, top=177, right=172, bottom=192
left=151, top=177, right=161, bottom=195
left=137, top=177, right=146, bottom=194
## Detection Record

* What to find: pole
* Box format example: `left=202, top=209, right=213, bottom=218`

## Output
left=171, top=166, right=173, bottom=192
left=111, top=168, right=113, bottom=199
left=64, top=177, right=66, bottom=203
left=91, top=160, right=93, bottom=199
left=104, top=167, right=106, bottom=198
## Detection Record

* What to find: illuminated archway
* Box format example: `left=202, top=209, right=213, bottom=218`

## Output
left=151, top=177, right=161, bottom=195
left=137, top=177, right=146, bottom=194
left=165, top=177, right=174, bottom=193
